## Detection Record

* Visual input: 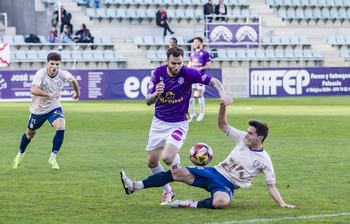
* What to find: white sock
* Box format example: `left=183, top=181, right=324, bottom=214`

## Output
left=198, top=97, right=205, bottom=114
left=18, top=151, right=25, bottom=157
left=134, top=181, right=144, bottom=191
left=50, top=152, right=57, bottom=159
left=150, top=164, right=172, bottom=193
left=190, top=201, right=198, bottom=208
left=170, top=152, right=181, bottom=169
left=189, top=98, right=195, bottom=116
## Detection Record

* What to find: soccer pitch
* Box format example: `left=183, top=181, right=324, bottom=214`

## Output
left=1, top=97, right=349, bottom=224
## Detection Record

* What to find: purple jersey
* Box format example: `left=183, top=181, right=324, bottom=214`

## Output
left=147, top=65, right=212, bottom=122
left=189, top=49, right=211, bottom=76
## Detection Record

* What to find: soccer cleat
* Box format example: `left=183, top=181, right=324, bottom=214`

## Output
left=48, top=158, right=60, bottom=170
left=120, top=169, right=135, bottom=195
left=196, top=113, right=205, bottom=122
left=188, top=114, right=197, bottom=123
left=12, top=155, right=23, bottom=169
left=170, top=198, right=196, bottom=208
left=161, top=188, right=176, bottom=205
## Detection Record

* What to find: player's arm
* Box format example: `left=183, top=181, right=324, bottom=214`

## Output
left=71, top=79, right=80, bottom=100
left=218, top=101, right=229, bottom=133
left=145, top=81, right=164, bottom=106
left=30, top=85, right=60, bottom=99
left=209, top=77, right=233, bottom=106
left=187, top=60, right=192, bottom=68
left=196, top=61, right=212, bottom=72
left=267, top=184, right=296, bottom=208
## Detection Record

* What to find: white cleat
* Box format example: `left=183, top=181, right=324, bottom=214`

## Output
left=188, top=114, right=197, bottom=123
left=170, top=198, right=196, bottom=208
left=120, top=169, right=135, bottom=195
left=161, top=188, right=176, bottom=205
left=196, top=113, right=205, bottom=122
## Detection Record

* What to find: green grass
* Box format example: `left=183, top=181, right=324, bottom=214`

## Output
left=1, top=97, right=350, bottom=224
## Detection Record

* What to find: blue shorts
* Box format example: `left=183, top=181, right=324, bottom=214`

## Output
left=186, top=166, right=236, bottom=201
left=27, top=107, right=65, bottom=130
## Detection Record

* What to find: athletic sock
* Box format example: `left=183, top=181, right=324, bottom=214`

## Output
left=170, top=152, right=181, bottom=169
left=189, top=98, right=195, bottom=116
left=197, top=197, right=215, bottom=209
left=198, top=97, right=205, bottom=114
left=52, top=130, right=65, bottom=154
left=142, top=170, right=174, bottom=189
left=50, top=152, right=57, bottom=159
left=150, top=164, right=172, bottom=193
left=19, top=133, right=31, bottom=154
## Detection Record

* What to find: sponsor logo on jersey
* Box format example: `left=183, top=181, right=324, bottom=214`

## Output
left=253, top=160, right=260, bottom=167
left=57, top=81, right=63, bottom=87
left=171, top=130, right=183, bottom=141
left=202, top=74, right=207, bottom=81
left=158, top=95, right=183, bottom=104
left=165, top=92, right=175, bottom=99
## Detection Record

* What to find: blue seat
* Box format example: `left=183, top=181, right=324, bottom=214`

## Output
left=175, top=8, right=185, bottom=19
left=261, top=36, right=271, bottom=44
left=146, top=8, right=156, bottom=18
left=304, top=9, right=313, bottom=19
left=83, top=51, right=94, bottom=60
left=126, top=8, right=137, bottom=18
left=326, top=0, right=335, bottom=6
left=318, top=0, right=327, bottom=7
left=327, top=35, right=336, bottom=44
left=286, top=9, right=296, bottom=19
left=86, top=8, right=98, bottom=19
left=60, top=51, right=72, bottom=61
left=290, top=36, right=299, bottom=45
left=284, top=49, right=295, bottom=59
left=103, top=50, right=115, bottom=60
left=101, top=36, right=112, bottom=45
left=3, top=35, right=13, bottom=44
left=255, top=50, right=266, bottom=59
left=313, top=8, right=322, bottom=19
left=338, top=8, right=347, bottom=19
left=283, top=0, right=292, bottom=6
left=309, top=0, right=318, bottom=6
left=336, top=36, right=345, bottom=44
left=27, top=50, right=39, bottom=61
left=143, top=36, right=154, bottom=45
left=247, top=50, right=256, bottom=59
left=96, top=8, right=108, bottom=19
left=236, top=50, right=246, bottom=59
left=38, top=35, right=47, bottom=43
left=227, top=50, right=237, bottom=59
left=334, top=0, right=343, bottom=6
left=14, top=35, right=25, bottom=44
left=329, top=8, right=339, bottom=19
left=278, top=8, right=287, bottom=18
left=281, top=36, right=290, bottom=45
left=115, top=50, right=126, bottom=60
left=166, top=9, right=176, bottom=18
left=295, top=9, right=305, bottom=19
left=302, top=49, right=313, bottom=59
left=217, top=50, right=228, bottom=59
left=136, top=8, right=147, bottom=18
left=321, top=8, right=331, bottom=19
left=133, top=36, right=143, bottom=45
left=345, top=36, right=350, bottom=43
left=275, top=49, right=285, bottom=59
left=116, top=8, right=127, bottom=18
left=195, top=8, right=204, bottom=18
left=312, top=50, right=323, bottom=59
left=93, top=50, right=104, bottom=60
left=15, top=51, right=27, bottom=60
left=265, top=50, right=275, bottom=59
left=106, top=8, right=117, bottom=18
left=271, top=36, right=281, bottom=45
left=154, top=36, right=165, bottom=45
left=340, top=51, right=349, bottom=58
left=38, top=50, right=48, bottom=61
left=185, top=8, right=195, bottom=19
left=93, top=36, right=101, bottom=44
left=299, top=36, right=308, bottom=44
left=147, top=50, right=157, bottom=60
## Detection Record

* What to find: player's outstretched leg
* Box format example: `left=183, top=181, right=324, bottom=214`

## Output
left=171, top=199, right=197, bottom=208
left=12, top=153, right=24, bottom=169
left=161, top=188, right=176, bottom=205
left=120, top=170, right=136, bottom=195
left=48, top=158, right=59, bottom=170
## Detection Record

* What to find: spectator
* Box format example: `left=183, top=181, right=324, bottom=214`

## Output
left=204, top=0, right=215, bottom=37
left=61, top=26, right=72, bottom=43
left=55, top=5, right=73, bottom=34
left=156, top=6, right=174, bottom=37
left=75, top=24, right=94, bottom=43
left=204, top=0, right=215, bottom=23
left=51, top=12, right=58, bottom=28
left=215, top=0, right=227, bottom=22
left=49, top=26, right=58, bottom=43
left=168, top=37, right=177, bottom=48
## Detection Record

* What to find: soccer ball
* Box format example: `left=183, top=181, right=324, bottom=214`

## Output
left=189, top=143, right=213, bottom=166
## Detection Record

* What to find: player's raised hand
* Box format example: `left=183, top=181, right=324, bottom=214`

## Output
left=72, top=92, right=79, bottom=100
left=219, top=92, right=233, bottom=106
left=155, top=81, right=165, bottom=95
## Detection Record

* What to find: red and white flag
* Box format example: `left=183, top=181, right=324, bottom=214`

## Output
left=0, top=44, right=10, bottom=67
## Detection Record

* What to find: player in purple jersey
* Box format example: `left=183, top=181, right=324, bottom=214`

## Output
left=120, top=101, right=296, bottom=209
left=12, top=52, right=80, bottom=170
left=187, top=37, right=212, bottom=122
left=144, top=47, right=232, bottom=205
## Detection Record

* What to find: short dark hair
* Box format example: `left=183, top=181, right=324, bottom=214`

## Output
left=249, top=120, right=269, bottom=143
left=169, top=37, right=177, bottom=46
left=193, top=37, right=203, bottom=43
left=47, top=52, right=61, bottom=62
left=166, top=46, right=184, bottom=59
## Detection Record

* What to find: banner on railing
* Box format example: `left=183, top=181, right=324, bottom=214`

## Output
left=0, top=69, right=222, bottom=101
left=0, top=44, right=10, bottom=67
left=249, top=67, right=350, bottom=97
left=208, top=24, right=260, bottom=48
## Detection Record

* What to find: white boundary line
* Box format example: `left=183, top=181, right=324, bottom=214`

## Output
left=206, top=212, right=350, bottom=224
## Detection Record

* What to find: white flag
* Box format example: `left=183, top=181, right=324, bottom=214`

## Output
left=0, top=44, right=10, bottom=67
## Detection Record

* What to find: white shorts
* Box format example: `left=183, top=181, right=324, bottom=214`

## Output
left=192, top=83, right=206, bottom=91
left=146, top=117, right=189, bottom=151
